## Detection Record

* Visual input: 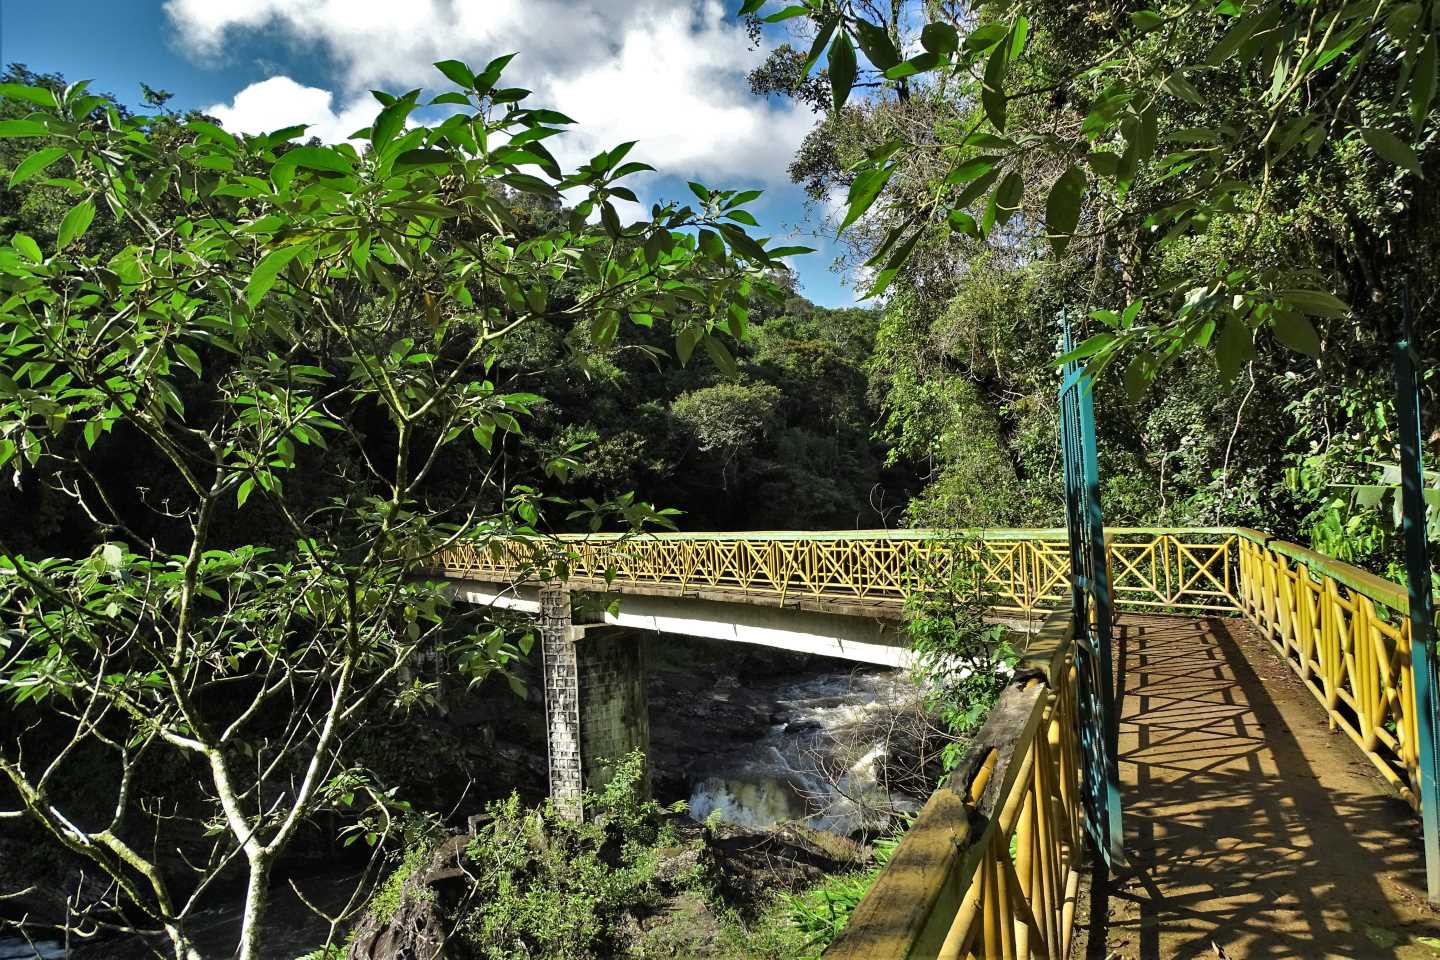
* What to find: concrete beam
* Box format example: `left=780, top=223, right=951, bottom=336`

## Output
left=448, top=579, right=910, bottom=667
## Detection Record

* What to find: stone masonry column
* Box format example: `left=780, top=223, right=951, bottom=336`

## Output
left=539, top=586, right=583, bottom=817
left=539, top=590, right=651, bottom=818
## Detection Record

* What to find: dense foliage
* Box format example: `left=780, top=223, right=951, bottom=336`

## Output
left=746, top=1, right=1440, bottom=578
left=0, top=57, right=815, bottom=959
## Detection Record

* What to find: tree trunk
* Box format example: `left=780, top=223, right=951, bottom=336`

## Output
left=236, top=853, right=272, bottom=960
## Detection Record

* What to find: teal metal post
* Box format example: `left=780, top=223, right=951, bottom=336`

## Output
left=1395, top=292, right=1440, bottom=904
left=1059, top=316, right=1125, bottom=867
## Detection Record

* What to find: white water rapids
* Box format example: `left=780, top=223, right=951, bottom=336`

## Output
left=684, top=668, right=924, bottom=834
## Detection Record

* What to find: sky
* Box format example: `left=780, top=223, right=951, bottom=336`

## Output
left=0, top=0, right=858, bottom=307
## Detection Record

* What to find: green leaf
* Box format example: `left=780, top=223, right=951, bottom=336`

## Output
left=676, top=326, right=702, bottom=365
left=475, top=53, right=518, bottom=94
left=853, top=19, right=900, bottom=70
left=1413, top=34, right=1437, bottom=131
left=395, top=149, right=453, bottom=167
left=763, top=4, right=809, bottom=22
left=434, top=59, right=475, bottom=89
left=10, top=147, right=65, bottom=187
left=964, top=23, right=1008, bottom=52
left=1272, top=311, right=1321, bottom=355
left=1160, top=71, right=1203, bottom=104
left=841, top=163, right=896, bottom=230
left=864, top=229, right=921, bottom=299
left=0, top=119, right=50, bottom=138
left=829, top=31, right=857, bottom=112
left=952, top=168, right=1001, bottom=209
left=56, top=200, right=96, bottom=251
left=1129, top=10, right=1163, bottom=31
left=0, top=83, right=58, bottom=108
left=1360, top=127, right=1423, bottom=178
left=945, top=155, right=1000, bottom=183
left=1213, top=317, right=1256, bottom=382
left=274, top=146, right=354, bottom=176
left=371, top=99, right=414, bottom=148
left=992, top=171, right=1023, bottom=228
left=697, top=229, right=726, bottom=261
left=13, top=233, right=41, bottom=263
left=1044, top=165, right=1086, bottom=257
left=173, top=343, right=202, bottom=376
left=245, top=244, right=307, bottom=307
left=1123, top=352, right=1156, bottom=400
left=186, top=120, right=236, bottom=149
left=1278, top=288, right=1350, bottom=319
left=719, top=224, right=769, bottom=262
left=1058, top=334, right=1116, bottom=367
left=805, top=16, right=840, bottom=73
left=921, top=22, right=959, bottom=58
left=703, top=335, right=738, bottom=378
left=982, top=43, right=1008, bottom=130
left=947, top=209, right=979, bottom=237
left=1009, top=15, right=1030, bottom=59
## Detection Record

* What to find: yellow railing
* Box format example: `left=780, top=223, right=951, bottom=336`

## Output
left=826, top=611, right=1085, bottom=959
left=436, top=527, right=1243, bottom=615
left=1235, top=528, right=1425, bottom=810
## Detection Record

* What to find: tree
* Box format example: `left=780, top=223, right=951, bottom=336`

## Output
left=743, top=0, right=1439, bottom=386
left=0, top=56, right=795, bottom=960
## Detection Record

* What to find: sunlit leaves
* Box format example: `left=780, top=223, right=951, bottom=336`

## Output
left=56, top=200, right=95, bottom=251
left=245, top=244, right=308, bottom=306
left=433, top=59, right=475, bottom=89
left=273, top=146, right=355, bottom=177
left=9, top=146, right=65, bottom=187
left=12, top=233, right=41, bottom=264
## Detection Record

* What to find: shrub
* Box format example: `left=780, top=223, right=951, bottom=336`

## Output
left=904, top=535, right=1017, bottom=773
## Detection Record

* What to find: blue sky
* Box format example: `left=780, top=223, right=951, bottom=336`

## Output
left=1, top=0, right=856, bottom=307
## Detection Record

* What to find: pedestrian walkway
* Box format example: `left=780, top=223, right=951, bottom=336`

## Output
left=1080, top=615, right=1440, bottom=959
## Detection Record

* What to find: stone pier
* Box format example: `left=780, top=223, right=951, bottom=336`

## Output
left=538, top=587, right=650, bottom=817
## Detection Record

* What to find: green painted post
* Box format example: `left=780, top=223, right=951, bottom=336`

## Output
left=1395, top=292, right=1440, bottom=905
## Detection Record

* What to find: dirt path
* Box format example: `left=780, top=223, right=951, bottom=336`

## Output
left=1075, top=614, right=1440, bottom=959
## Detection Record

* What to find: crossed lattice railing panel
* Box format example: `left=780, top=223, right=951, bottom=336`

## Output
left=1236, top=532, right=1423, bottom=808
left=434, top=529, right=1246, bottom=615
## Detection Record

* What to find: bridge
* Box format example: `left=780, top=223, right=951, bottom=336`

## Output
left=437, top=525, right=1440, bottom=958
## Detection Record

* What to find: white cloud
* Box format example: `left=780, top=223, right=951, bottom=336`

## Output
left=202, top=76, right=375, bottom=143
left=166, top=0, right=811, bottom=187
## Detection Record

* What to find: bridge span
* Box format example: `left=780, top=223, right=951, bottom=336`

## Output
left=436, top=526, right=1438, bottom=958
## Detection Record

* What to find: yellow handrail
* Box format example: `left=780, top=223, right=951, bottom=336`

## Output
left=826, top=610, right=1085, bottom=959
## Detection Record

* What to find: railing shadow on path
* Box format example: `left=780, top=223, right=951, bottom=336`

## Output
left=1088, top=614, right=1440, bottom=960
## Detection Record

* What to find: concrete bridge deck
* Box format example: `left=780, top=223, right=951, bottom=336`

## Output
left=1079, top=615, right=1440, bottom=959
